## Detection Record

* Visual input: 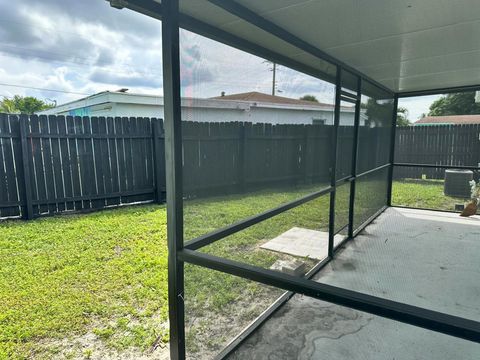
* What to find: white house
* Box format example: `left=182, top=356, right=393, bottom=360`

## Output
left=41, top=90, right=358, bottom=125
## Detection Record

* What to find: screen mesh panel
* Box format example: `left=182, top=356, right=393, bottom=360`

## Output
left=180, top=28, right=338, bottom=357
left=353, top=166, right=389, bottom=231
left=357, top=82, right=394, bottom=174
left=334, top=182, right=350, bottom=234
left=392, top=165, right=479, bottom=213
left=179, top=29, right=335, bottom=242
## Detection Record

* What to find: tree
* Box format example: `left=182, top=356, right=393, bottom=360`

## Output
left=363, top=97, right=393, bottom=127
left=396, top=106, right=411, bottom=126
left=428, top=92, right=480, bottom=116
left=0, top=98, right=17, bottom=113
left=0, top=95, right=55, bottom=114
left=299, top=94, right=319, bottom=102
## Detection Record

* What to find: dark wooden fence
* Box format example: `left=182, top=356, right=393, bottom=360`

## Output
left=0, top=113, right=392, bottom=219
left=395, top=124, right=480, bottom=179
left=0, top=114, right=164, bottom=219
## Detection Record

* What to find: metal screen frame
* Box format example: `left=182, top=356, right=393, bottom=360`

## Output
left=106, top=1, right=480, bottom=359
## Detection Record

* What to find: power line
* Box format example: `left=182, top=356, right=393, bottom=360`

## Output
left=0, top=82, right=91, bottom=96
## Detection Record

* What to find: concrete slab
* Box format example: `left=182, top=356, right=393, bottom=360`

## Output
left=228, top=207, right=480, bottom=359
left=260, top=227, right=345, bottom=261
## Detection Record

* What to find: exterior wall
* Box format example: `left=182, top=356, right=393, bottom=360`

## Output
left=48, top=102, right=357, bottom=125
left=181, top=106, right=341, bottom=125
left=248, top=107, right=336, bottom=125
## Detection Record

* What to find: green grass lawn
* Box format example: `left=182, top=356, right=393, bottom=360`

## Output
left=0, top=184, right=329, bottom=360
left=392, top=179, right=474, bottom=212
left=0, top=206, right=169, bottom=359
left=0, top=180, right=466, bottom=359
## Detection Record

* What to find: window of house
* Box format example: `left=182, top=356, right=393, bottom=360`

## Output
left=312, top=118, right=326, bottom=125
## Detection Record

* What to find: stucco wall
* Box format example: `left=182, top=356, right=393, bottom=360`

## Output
left=50, top=102, right=357, bottom=126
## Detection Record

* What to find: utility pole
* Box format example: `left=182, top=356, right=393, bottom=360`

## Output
left=272, top=62, right=276, bottom=96
left=264, top=60, right=279, bottom=96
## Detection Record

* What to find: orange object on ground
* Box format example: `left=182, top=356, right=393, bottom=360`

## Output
left=460, top=201, right=478, bottom=217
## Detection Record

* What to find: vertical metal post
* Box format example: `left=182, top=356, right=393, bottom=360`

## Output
left=348, top=77, right=362, bottom=238
left=19, top=114, right=34, bottom=220
left=162, top=0, right=186, bottom=359
left=387, top=94, right=399, bottom=206
left=328, top=67, right=342, bottom=257
left=152, top=118, right=166, bottom=203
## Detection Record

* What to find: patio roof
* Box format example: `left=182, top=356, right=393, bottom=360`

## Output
left=176, top=0, right=480, bottom=94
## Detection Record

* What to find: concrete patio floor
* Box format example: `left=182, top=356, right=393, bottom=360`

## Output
left=228, top=207, right=480, bottom=359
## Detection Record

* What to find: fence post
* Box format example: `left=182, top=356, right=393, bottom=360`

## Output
left=238, top=123, right=246, bottom=192
left=153, top=118, right=166, bottom=203
left=19, top=114, right=34, bottom=219
left=302, top=125, right=309, bottom=184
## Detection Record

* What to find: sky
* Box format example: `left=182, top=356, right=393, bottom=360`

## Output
left=398, top=95, right=442, bottom=121
left=0, top=0, right=437, bottom=121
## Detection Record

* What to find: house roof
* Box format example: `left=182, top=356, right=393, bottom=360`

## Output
left=41, top=90, right=354, bottom=116
left=415, top=115, right=480, bottom=125
left=211, top=91, right=356, bottom=112
left=211, top=91, right=330, bottom=107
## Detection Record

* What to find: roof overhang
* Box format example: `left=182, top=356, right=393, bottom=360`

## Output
left=108, top=0, right=480, bottom=95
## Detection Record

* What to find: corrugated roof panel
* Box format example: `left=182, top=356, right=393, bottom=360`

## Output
left=177, top=0, right=480, bottom=93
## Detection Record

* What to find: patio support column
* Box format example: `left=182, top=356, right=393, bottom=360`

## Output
left=387, top=94, right=399, bottom=206
left=348, top=77, right=362, bottom=238
left=328, top=67, right=342, bottom=257
left=162, top=0, right=186, bottom=358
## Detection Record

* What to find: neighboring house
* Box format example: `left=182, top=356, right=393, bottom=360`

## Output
left=40, top=90, right=359, bottom=125
left=414, top=115, right=480, bottom=126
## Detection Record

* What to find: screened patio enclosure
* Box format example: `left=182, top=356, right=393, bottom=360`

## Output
left=106, top=1, right=480, bottom=359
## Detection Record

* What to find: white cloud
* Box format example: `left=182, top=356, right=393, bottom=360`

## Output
left=398, top=94, right=442, bottom=121
left=0, top=0, right=344, bottom=109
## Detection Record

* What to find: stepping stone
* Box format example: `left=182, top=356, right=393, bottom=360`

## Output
left=261, top=227, right=344, bottom=261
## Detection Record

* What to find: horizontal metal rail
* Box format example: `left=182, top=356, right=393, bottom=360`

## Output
left=340, top=90, right=358, bottom=100
left=185, top=163, right=390, bottom=252
left=340, top=96, right=357, bottom=104
left=336, top=164, right=391, bottom=186
left=398, top=84, right=480, bottom=98
left=392, top=205, right=461, bottom=214
left=179, top=249, right=480, bottom=344
left=394, top=163, right=480, bottom=171
left=335, top=175, right=355, bottom=184
left=184, top=186, right=333, bottom=250
left=356, top=163, right=391, bottom=178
